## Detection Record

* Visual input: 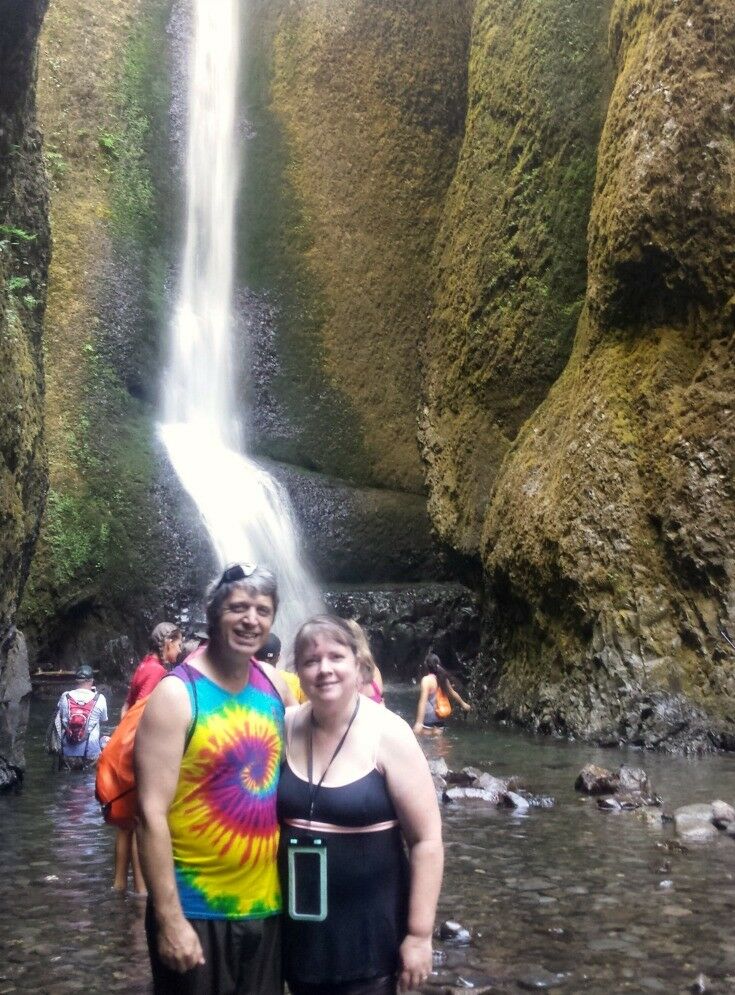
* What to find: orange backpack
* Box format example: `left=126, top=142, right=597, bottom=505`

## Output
left=434, top=685, right=452, bottom=719
left=95, top=696, right=148, bottom=829
left=95, top=666, right=199, bottom=828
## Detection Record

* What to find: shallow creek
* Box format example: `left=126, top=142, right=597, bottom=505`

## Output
left=1, top=686, right=734, bottom=994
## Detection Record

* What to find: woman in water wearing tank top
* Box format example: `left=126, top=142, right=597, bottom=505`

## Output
left=277, top=616, right=443, bottom=995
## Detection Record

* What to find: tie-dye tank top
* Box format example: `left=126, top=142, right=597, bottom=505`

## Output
left=166, top=661, right=284, bottom=920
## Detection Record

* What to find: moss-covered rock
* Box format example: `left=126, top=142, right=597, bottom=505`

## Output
left=478, top=0, right=735, bottom=747
left=22, top=0, right=212, bottom=664
left=242, top=0, right=472, bottom=492
left=0, top=0, right=50, bottom=661
left=421, top=0, right=613, bottom=553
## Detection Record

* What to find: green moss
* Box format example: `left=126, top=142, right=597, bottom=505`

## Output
left=237, top=5, right=371, bottom=481
left=22, top=0, right=178, bottom=652
left=253, top=0, right=472, bottom=491
left=422, top=0, right=613, bottom=551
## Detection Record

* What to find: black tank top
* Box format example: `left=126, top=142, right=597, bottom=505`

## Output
left=277, top=761, right=409, bottom=985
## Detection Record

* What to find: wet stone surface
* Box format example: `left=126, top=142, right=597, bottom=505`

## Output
left=2, top=689, right=735, bottom=993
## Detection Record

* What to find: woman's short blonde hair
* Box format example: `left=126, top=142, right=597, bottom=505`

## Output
left=293, top=615, right=376, bottom=682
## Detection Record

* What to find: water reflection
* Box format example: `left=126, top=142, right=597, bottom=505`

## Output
left=1, top=689, right=734, bottom=993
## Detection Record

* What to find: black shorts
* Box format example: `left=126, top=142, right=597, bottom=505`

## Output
left=145, top=903, right=282, bottom=995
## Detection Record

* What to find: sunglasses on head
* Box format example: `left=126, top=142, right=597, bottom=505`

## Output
left=216, top=562, right=258, bottom=590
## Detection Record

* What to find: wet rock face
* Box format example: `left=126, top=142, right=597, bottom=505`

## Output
left=462, top=0, right=735, bottom=749
left=269, top=460, right=448, bottom=585
left=0, top=0, right=50, bottom=694
left=324, top=582, right=480, bottom=680
left=421, top=0, right=612, bottom=554
left=0, top=630, right=32, bottom=771
left=248, top=0, right=472, bottom=493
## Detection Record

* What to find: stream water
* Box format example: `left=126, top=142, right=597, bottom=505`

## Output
left=1, top=688, right=734, bottom=994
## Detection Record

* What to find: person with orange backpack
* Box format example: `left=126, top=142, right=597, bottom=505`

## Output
left=111, top=622, right=183, bottom=894
left=413, top=651, right=471, bottom=736
left=54, top=664, right=108, bottom=770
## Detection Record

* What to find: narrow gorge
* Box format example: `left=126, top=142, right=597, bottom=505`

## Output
left=1, top=0, right=733, bottom=755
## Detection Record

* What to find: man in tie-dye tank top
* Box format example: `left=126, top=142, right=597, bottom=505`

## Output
left=136, top=564, right=297, bottom=995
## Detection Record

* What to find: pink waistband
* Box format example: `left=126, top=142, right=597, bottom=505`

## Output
left=283, top=817, right=399, bottom=835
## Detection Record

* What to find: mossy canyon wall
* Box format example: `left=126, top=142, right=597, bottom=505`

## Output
left=0, top=0, right=50, bottom=674
left=4, top=0, right=732, bottom=748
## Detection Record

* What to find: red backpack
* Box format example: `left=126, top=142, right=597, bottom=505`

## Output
left=63, top=692, right=100, bottom=745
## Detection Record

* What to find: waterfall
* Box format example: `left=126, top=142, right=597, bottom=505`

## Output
left=160, top=0, right=322, bottom=650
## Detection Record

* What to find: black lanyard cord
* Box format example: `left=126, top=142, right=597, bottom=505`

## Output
left=307, top=696, right=361, bottom=822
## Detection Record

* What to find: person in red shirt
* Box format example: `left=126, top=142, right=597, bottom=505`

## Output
left=114, top=622, right=183, bottom=893
left=121, top=622, right=183, bottom=718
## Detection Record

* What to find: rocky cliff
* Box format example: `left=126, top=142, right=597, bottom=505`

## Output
left=0, top=0, right=50, bottom=721
left=432, top=0, right=735, bottom=749
left=243, top=0, right=473, bottom=493
left=21, top=0, right=214, bottom=668
left=0, top=0, right=50, bottom=772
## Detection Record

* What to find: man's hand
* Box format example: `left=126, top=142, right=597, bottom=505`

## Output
left=398, top=933, right=432, bottom=992
left=157, top=914, right=205, bottom=973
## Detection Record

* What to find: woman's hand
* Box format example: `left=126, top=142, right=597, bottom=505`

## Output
left=398, top=933, right=432, bottom=992
left=461, top=701, right=471, bottom=713
left=412, top=721, right=424, bottom=736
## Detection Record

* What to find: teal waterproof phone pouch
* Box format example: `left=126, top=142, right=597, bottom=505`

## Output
left=287, top=835, right=327, bottom=922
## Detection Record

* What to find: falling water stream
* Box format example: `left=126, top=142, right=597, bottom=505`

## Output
left=159, top=0, right=322, bottom=644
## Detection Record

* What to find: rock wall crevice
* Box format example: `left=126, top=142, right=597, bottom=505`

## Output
left=475, top=0, right=735, bottom=748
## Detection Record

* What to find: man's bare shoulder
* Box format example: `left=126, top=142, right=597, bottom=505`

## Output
left=141, top=673, right=191, bottom=727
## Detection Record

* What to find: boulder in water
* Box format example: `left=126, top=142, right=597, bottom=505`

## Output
left=0, top=756, right=23, bottom=793
left=618, top=764, right=650, bottom=795
left=575, top=763, right=620, bottom=795
left=674, top=804, right=719, bottom=842
left=711, top=799, right=735, bottom=830
left=437, top=920, right=471, bottom=944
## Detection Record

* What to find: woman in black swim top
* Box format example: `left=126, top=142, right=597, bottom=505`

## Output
left=277, top=615, right=443, bottom=995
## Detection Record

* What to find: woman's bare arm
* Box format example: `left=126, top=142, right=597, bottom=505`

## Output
left=413, top=675, right=433, bottom=733
left=380, top=712, right=443, bottom=992
left=448, top=681, right=471, bottom=712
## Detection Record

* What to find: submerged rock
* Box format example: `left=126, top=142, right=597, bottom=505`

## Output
left=443, top=786, right=500, bottom=805
left=0, top=755, right=23, bottom=793
left=517, top=967, right=569, bottom=990
left=437, top=920, right=471, bottom=945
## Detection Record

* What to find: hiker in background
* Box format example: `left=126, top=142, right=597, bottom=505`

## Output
left=121, top=623, right=183, bottom=719
left=256, top=632, right=306, bottom=703
left=347, top=619, right=386, bottom=706
left=54, top=664, right=108, bottom=770
left=113, top=622, right=182, bottom=894
left=413, top=650, right=471, bottom=736
left=180, top=623, right=208, bottom=662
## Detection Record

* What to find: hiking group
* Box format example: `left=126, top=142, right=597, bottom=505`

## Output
left=50, top=562, right=473, bottom=994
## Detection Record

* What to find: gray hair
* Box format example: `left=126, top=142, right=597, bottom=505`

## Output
left=205, top=565, right=279, bottom=640
left=149, top=622, right=182, bottom=661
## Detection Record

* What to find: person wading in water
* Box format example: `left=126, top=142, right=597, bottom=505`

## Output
left=278, top=615, right=443, bottom=994
left=413, top=651, right=471, bottom=737
left=113, top=622, right=183, bottom=895
left=54, top=664, right=108, bottom=771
